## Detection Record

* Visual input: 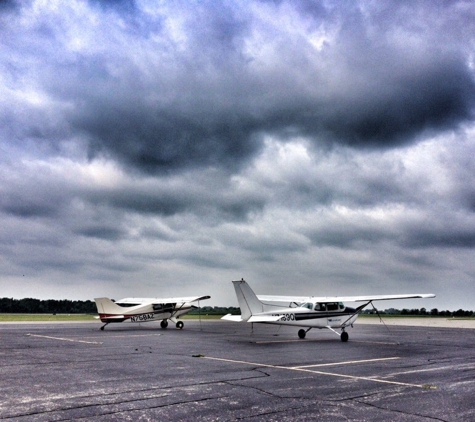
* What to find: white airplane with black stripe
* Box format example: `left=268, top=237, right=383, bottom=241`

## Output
left=222, top=279, right=435, bottom=342
left=94, top=295, right=210, bottom=331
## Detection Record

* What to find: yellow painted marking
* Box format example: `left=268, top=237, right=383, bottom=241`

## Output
left=202, top=356, right=428, bottom=388
left=27, top=334, right=103, bottom=345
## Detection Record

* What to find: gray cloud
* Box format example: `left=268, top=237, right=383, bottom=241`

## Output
left=3, top=1, right=474, bottom=175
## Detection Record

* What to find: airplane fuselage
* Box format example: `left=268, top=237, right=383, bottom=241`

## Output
left=95, top=295, right=210, bottom=330
left=258, top=306, right=358, bottom=329
left=97, top=302, right=195, bottom=324
left=223, top=279, right=434, bottom=342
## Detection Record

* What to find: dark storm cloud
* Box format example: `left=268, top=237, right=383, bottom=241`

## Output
left=88, top=0, right=137, bottom=12
left=74, top=225, right=124, bottom=241
left=304, top=217, right=475, bottom=251
left=311, top=57, right=475, bottom=147
left=0, top=0, right=17, bottom=11
left=3, top=0, right=473, bottom=176
left=0, top=170, right=64, bottom=219
left=82, top=175, right=266, bottom=221
left=402, top=229, right=475, bottom=249
left=71, top=42, right=474, bottom=175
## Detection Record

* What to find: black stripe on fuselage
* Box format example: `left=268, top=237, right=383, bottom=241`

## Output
left=294, top=307, right=356, bottom=321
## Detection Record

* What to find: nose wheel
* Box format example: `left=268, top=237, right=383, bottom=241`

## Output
left=298, top=328, right=312, bottom=339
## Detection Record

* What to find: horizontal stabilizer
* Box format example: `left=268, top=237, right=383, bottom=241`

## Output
left=248, top=315, right=282, bottom=322
left=221, top=314, right=244, bottom=322
left=221, top=314, right=282, bottom=323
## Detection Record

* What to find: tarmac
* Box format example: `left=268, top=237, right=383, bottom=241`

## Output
left=1, top=318, right=474, bottom=421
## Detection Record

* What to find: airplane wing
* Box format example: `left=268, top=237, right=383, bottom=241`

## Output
left=117, top=295, right=211, bottom=305
left=258, top=293, right=435, bottom=303
left=149, top=295, right=211, bottom=303
left=329, top=293, right=436, bottom=302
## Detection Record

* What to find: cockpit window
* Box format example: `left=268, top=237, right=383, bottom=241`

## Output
left=116, top=302, right=140, bottom=307
left=300, top=302, right=345, bottom=311
left=314, top=302, right=343, bottom=311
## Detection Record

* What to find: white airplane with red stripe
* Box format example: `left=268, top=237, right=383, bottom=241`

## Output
left=222, top=279, right=435, bottom=342
left=94, top=295, right=210, bottom=331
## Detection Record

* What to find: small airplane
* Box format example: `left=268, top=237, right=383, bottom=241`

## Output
left=94, top=295, right=210, bottom=330
left=222, top=279, right=435, bottom=342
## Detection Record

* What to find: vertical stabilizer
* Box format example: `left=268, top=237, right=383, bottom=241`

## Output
left=94, top=297, right=125, bottom=315
left=232, top=279, right=265, bottom=320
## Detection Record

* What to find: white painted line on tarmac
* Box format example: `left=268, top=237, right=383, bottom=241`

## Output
left=27, top=334, right=103, bottom=345
left=202, top=356, right=428, bottom=388
left=254, top=339, right=398, bottom=345
left=293, top=357, right=400, bottom=369
left=87, top=334, right=162, bottom=339
left=253, top=339, right=329, bottom=344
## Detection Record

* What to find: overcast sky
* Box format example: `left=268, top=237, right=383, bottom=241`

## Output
left=1, top=0, right=475, bottom=311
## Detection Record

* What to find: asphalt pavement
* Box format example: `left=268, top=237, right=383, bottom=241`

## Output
left=1, top=319, right=474, bottom=421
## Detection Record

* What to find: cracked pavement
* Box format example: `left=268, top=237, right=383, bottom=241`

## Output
left=0, top=320, right=474, bottom=421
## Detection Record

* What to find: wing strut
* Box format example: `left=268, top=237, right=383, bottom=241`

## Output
left=341, top=302, right=369, bottom=327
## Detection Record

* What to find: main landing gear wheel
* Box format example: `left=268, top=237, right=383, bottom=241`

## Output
left=160, top=320, right=168, bottom=329
left=176, top=321, right=184, bottom=330
left=340, top=331, right=349, bottom=342
left=298, top=329, right=306, bottom=339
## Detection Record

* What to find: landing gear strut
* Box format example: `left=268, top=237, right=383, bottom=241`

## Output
left=100, top=323, right=109, bottom=331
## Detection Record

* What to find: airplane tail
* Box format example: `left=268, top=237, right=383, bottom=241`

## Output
left=94, top=297, right=124, bottom=315
left=232, top=279, right=266, bottom=320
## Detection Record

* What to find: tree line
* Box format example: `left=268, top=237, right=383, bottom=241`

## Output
left=0, top=298, right=473, bottom=317
left=363, top=307, right=474, bottom=317
left=0, top=298, right=97, bottom=314
left=0, top=299, right=241, bottom=315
